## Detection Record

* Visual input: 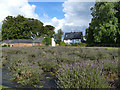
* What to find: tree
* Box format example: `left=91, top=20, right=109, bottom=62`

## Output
left=54, top=29, right=64, bottom=45
left=2, top=15, right=32, bottom=40
left=86, top=1, right=119, bottom=46
left=1, top=15, right=55, bottom=40
left=0, top=32, right=1, bottom=41
left=115, top=1, right=120, bottom=44
left=42, top=36, right=51, bottom=46
left=43, top=25, right=55, bottom=38
left=27, top=18, right=44, bottom=38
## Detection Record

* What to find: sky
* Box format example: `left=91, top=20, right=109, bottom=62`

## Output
left=0, top=0, right=96, bottom=36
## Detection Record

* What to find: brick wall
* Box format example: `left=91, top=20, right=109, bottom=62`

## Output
left=1, top=43, right=42, bottom=47
left=33, top=43, right=41, bottom=46
left=9, top=43, right=41, bottom=47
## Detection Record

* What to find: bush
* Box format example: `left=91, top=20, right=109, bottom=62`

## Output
left=38, top=60, right=59, bottom=73
left=8, top=45, right=10, bottom=47
left=2, top=44, right=8, bottom=47
left=60, top=41, right=66, bottom=46
left=71, top=43, right=87, bottom=46
left=8, top=57, right=44, bottom=87
left=101, top=59, right=118, bottom=74
left=2, top=47, right=118, bottom=88
left=42, top=37, right=51, bottom=46
left=56, top=63, right=110, bottom=88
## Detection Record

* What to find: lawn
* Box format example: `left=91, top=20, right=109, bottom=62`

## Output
left=1, top=46, right=119, bottom=88
left=0, top=85, right=10, bottom=89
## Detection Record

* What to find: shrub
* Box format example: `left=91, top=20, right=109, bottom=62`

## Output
left=42, top=36, right=51, bottom=46
left=8, top=45, right=10, bottom=47
left=2, top=47, right=118, bottom=88
left=60, top=41, right=66, bottom=46
left=56, top=63, right=110, bottom=88
left=75, top=51, right=87, bottom=58
left=100, top=59, right=118, bottom=74
left=71, top=43, right=87, bottom=46
left=38, top=60, right=59, bottom=73
left=8, top=57, right=44, bottom=87
left=71, top=43, right=78, bottom=46
left=2, top=45, right=7, bottom=47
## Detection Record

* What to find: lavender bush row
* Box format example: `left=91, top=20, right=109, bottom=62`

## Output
left=2, top=47, right=119, bottom=88
left=8, top=56, right=44, bottom=87
left=56, top=62, right=110, bottom=88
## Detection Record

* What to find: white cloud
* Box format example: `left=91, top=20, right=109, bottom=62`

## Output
left=44, top=17, right=65, bottom=32
left=44, top=0, right=94, bottom=35
left=0, top=0, right=39, bottom=24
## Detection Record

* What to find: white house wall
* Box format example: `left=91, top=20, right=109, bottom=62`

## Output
left=64, top=40, right=72, bottom=44
left=64, top=39, right=81, bottom=44
left=73, top=39, right=81, bottom=43
left=52, top=38, right=56, bottom=47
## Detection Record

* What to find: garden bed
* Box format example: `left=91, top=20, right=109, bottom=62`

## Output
left=1, top=47, right=119, bottom=88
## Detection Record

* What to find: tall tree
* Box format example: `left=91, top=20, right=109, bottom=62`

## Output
left=0, top=31, right=1, bottom=41
left=54, top=29, right=64, bottom=44
left=86, top=2, right=119, bottom=45
left=42, top=36, right=51, bottom=46
left=1, top=15, right=55, bottom=40
left=115, top=1, right=120, bottom=44
left=43, top=25, right=55, bottom=38
left=27, top=18, right=44, bottom=38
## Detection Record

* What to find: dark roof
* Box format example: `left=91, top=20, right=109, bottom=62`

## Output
left=1, top=39, right=33, bottom=43
left=1, top=37, right=43, bottom=43
left=33, top=37, right=44, bottom=43
left=64, top=32, right=83, bottom=40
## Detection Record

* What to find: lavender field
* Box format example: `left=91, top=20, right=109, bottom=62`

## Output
left=1, top=47, right=120, bottom=88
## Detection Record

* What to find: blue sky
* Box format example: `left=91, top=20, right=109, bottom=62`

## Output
left=29, top=2, right=65, bottom=21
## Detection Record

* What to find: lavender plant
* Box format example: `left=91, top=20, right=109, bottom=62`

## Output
left=2, top=47, right=118, bottom=88
left=56, top=62, right=110, bottom=88
left=8, top=57, right=44, bottom=87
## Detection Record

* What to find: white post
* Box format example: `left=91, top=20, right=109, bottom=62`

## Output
left=52, top=38, right=56, bottom=47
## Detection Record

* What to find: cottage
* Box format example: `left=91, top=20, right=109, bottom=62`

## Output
left=0, top=37, right=44, bottom=47
left=64, top=32, right=83, bottom=44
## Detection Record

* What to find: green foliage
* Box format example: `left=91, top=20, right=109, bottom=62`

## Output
left=1, top=58, right=8, bottom=67
left=1, top=15, right=55, bottom=40
left=38, top=59, right=59, bottom=72
left=57, top=63, right=110, bottom=88
left=2, top=44, right=10, bottom=47
left=54, top=29, right=64, bottom=45
left=71, top=43, right=87, bottom=46
left=0, top=32, right=1, bottom=40
left=60, top=41, right=66, bottom=46
left=8, top=57, right=43, bottom=87
left=2, top=44, right=8, bottom=47
left=115, top=1, right=120, bottom=44
left=101, top=59, right=118, bottom=74
left=0, top=85, right=11, bottom=89
left=86, top=2, right=120, bottom=45
left=43, top=25, right=55, bottom=38
left=42, top=36, right=51, bottom=46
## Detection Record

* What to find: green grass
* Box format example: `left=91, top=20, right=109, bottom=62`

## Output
left=0, top=85, right=10, bottom=89
left=88, top=47, right=119, bottom=49
left=64, top=46, right=119, bottom=49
